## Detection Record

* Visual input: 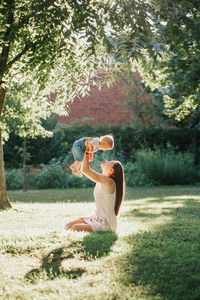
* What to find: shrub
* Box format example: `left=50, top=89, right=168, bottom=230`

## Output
left=5, top=169, right=24, bottom=190
left=5, top=145, right=200, bottom=190
left=4, top=122, right=200, bottom=169
left=26, top=173, right=38, bottom=190
left=123, top=161, right=147, bottom=187
left=135, top=148, right=199, bottom=185
left=67, top=174, right=94, bottom=188
left=34, top=159, right=68, bottom=189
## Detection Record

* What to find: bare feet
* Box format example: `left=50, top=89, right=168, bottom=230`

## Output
left=76, top=169, right=83, bottom=177
left=71, top=168, right=83, bottom=177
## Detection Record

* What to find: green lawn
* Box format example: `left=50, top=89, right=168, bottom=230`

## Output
left=0, top=186, right=200, bottom=299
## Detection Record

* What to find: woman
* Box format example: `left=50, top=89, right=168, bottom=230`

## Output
left=65, top=152, right=125, bottom=232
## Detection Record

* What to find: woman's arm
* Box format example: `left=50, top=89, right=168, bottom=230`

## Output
left=81, top=152, right=106, bottom=183
left=81, top=153, right=115, bottom=194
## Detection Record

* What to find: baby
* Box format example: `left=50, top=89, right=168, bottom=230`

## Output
left=70, top=135, right=114, bottom=177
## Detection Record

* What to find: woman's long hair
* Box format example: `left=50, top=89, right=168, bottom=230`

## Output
left=110, top=161, right=125, bottom=216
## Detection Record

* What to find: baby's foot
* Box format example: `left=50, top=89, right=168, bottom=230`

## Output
left=76, top=169, right=83, bottom=177
left=71, top=168, right=83, bottom=177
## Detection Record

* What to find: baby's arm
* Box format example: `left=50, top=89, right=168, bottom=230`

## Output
left=84, top=139, right=94, bottom=161
left=89, top=151, right=94, bottom=161
left=85, top=138, right=94, bottom=152
left=84, top=139, right=91, bottom=152
left=85, top=138, right=100, bottom=161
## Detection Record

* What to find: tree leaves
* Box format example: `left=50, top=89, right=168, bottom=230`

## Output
left=1, top=0, right=199, bottom=125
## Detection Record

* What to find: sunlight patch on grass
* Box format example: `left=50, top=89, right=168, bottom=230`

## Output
left=0, top=254, right=41, bottom=279
left=164, top=195, right=200, bottom=200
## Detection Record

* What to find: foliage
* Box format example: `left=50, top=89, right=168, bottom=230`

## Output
left=1, top=0, right=200, bottom=208
left=5, top=158, right=95, bottom=190
left=4, top=122, right=200, bottom=170
left=0, top=0, right=125, bottom=206
left=131, top=0, right=200, bottom=122
left=5, top=144, right=200, bottom=190
left=2, top=0, right=198, bottom=122
left=134, top=147, right=199, bottom=186
left=5, top=168, right=23, bottom=190
left=67, top=174, right=94, bottom=189
left=123, top=161, right=146, bottom=187
left=0, top=0, right=120, bottom=87
left=2, top=82, right=53, bottom=141
left=33, top=159, right=68, bottom=189
left=121, top=70, right=167, bottom=144
left=1, top=0, right=200, bottom=207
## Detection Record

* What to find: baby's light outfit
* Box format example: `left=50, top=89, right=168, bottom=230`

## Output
left=72, top=137, right=100, bottom=162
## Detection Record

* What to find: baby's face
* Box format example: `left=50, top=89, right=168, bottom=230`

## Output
left=99, top=142, right=111, bottom=151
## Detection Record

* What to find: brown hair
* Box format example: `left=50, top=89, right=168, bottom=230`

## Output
left=110, top=161, right=125, bottom=216
left=101, top=135, right=114, bottom=149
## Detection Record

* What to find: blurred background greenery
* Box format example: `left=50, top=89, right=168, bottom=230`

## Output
left=4, top=116, right=200, bottom=190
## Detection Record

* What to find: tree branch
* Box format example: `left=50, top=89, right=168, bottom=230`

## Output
left=4, top=33, right=50, bottom=75
left=6, top=44, right=32, bottom=69
left=0, top=0, right=15, bottom=80
left=0, top=43, right=33, bottom=79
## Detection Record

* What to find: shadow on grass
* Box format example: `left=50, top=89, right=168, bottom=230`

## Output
left=119, top=199, right=200, bottom=299
left=25, top=245, right=85, bottom=283
left=25, top=231, right=117, bottom=283
left=83, top=231, right=118, bottom=259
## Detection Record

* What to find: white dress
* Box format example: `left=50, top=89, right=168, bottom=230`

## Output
left=84, top=182, right=117, bottom=232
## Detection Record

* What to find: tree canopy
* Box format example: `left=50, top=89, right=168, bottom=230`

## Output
left=2, top=82, right=54, bottom=141
left=130, top=0, right=200, bottom=123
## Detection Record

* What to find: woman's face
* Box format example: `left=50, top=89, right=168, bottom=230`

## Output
left=101, top=160, right=114, bottom=177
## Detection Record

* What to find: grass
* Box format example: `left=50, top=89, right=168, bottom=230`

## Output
left=0, top=186, right=199, bottom=299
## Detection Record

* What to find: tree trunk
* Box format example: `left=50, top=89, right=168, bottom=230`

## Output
left=0, top=87, right=12, bottom=210
left=23, top=137, right=27, bottom=192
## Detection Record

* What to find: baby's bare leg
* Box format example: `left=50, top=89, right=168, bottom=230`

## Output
left=70, top=161, right=83, bottom=177
left=70, top=161, right=81, bottom=170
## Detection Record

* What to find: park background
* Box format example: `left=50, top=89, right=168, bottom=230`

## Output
left=1, top=1, right=200, bottom=299
left=4, top=73, right=200, bottom=190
